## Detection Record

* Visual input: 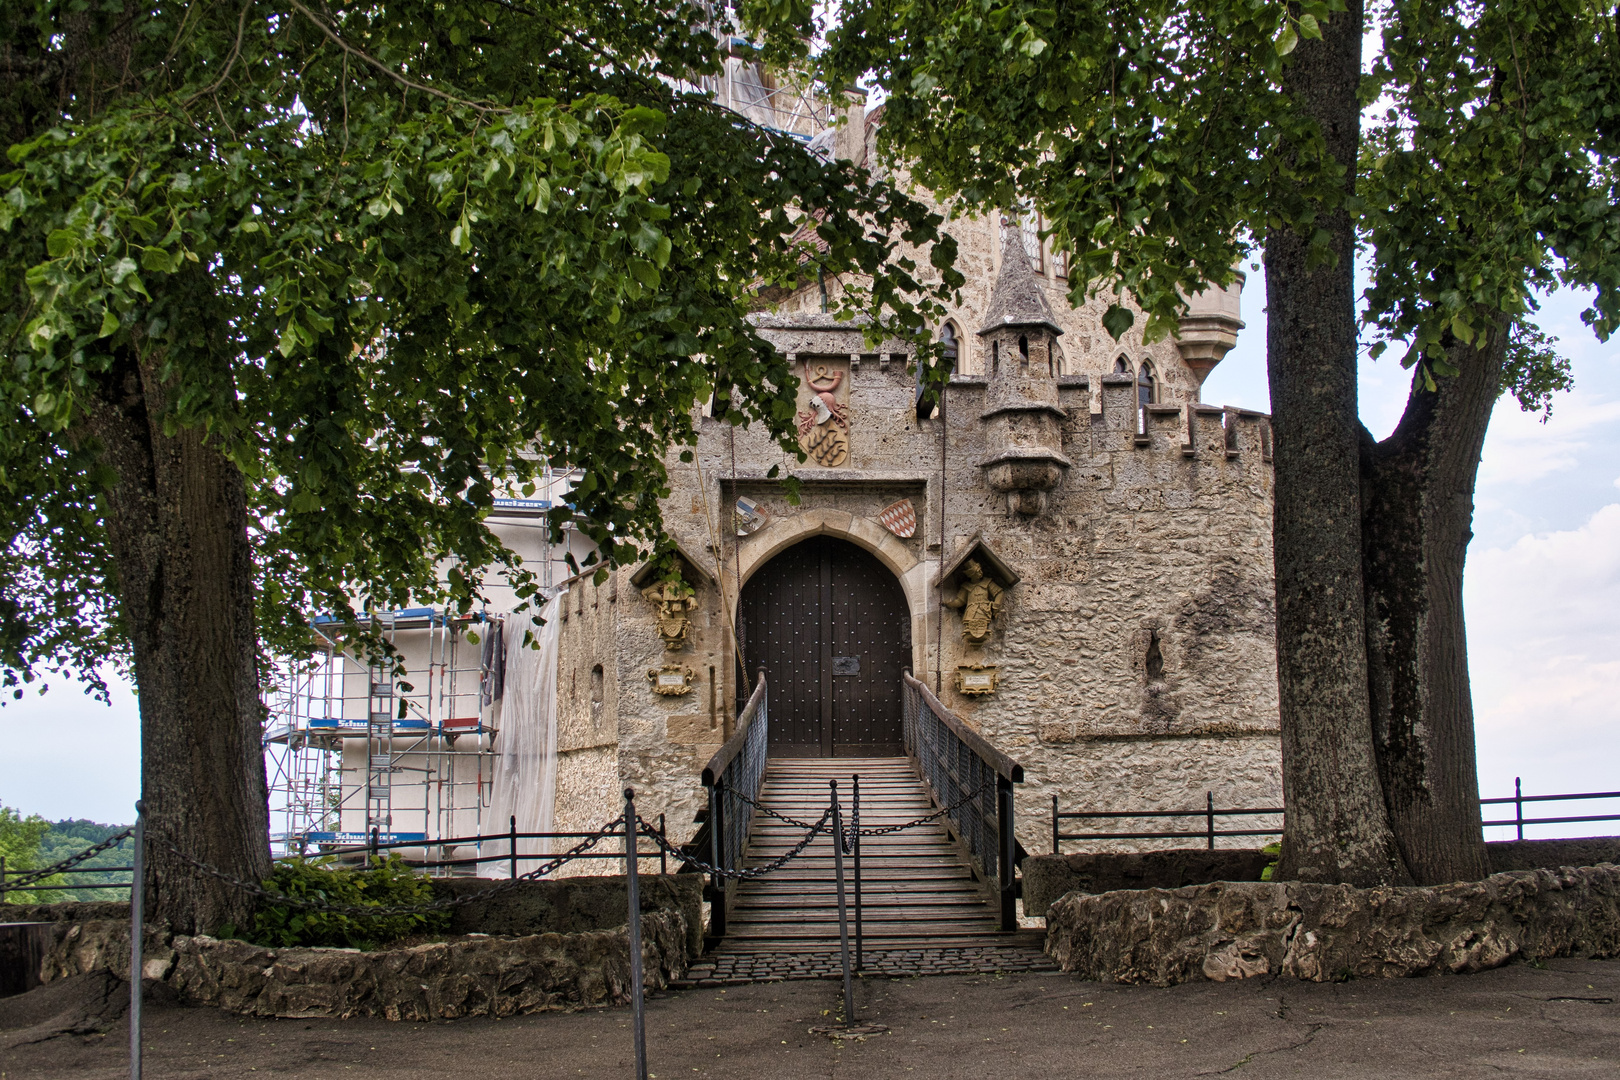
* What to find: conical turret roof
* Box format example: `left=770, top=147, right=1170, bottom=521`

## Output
left=979, top=226, right=1064, bottom=336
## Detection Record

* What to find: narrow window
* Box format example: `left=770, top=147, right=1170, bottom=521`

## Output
left=1145, top=630, right=1164, bottom=681
left=992, top=340, right=1000, bottom=374
left=590, top=664, right=604, bottom=710
left=1137, top=362, right=1156, bottom=435
left=1018, top=335, right=1030, bottom=371
left=917, top=322, right=961, bottom=420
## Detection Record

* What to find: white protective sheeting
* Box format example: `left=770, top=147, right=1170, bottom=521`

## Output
left=482, top=591, right=563, bottom=876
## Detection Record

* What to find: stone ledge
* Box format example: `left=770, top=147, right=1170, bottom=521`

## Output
left=30, top=912, right=688, bottom=1019
left=1023, top=849, right=1272, bottom=919
left=1045, top=864, right=1620, bottom=986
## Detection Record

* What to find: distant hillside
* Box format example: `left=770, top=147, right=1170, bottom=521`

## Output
left=28, top=819, right=134, bottom=902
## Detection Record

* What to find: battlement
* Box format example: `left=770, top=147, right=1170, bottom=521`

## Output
left=1086, top=372, right=1272, bottom=466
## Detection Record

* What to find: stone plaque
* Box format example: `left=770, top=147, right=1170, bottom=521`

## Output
left=832, top=656, right=861, bottom=676
left=954, top=664, right=999, bottom=696
left=647, top=663, right=698, bottom=696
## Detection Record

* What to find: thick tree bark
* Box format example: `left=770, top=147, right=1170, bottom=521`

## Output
left=78, top=344, right=269, bottom=935
left=1361, top=323, right=1505, bottom=885
left=1267, top=0, right=1410, bottom=887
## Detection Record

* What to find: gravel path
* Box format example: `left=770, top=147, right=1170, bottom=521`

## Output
left=2, top=958, right=1616, bottom=1078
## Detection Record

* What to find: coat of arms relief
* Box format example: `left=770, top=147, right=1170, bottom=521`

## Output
left=795, top=358, right=852, bottom=467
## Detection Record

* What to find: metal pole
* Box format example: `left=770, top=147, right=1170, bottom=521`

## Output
left=1206, top=792, right=1215, bottom=851
left=852, top=775, right=862, bottom=972
left=708, top=783, right=726, bottom=938
left=1052, top=794, right=1059, bottom=854
left=130, top=801, right=145, bottom=1080
left=369, top=826, right=378, bottom=863
left=509, top=815, right=518, bottom=880
left=658, top=813, right=667, bottom=876
left=623, top=789, right=648, bottom=1080
left=1515, top=777, right=1524, bottom=841
left=830, top=781, right=855, bottom=1026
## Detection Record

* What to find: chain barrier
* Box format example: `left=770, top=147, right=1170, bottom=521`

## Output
left=733, top=779, right=994, bottom=838
left=2, top=826, right=134, bottom=891
left=154, top=816, right=626, bottom=918
left=635, top=807, right=832, bottom=880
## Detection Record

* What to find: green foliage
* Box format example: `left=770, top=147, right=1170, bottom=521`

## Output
left=0, top=1, right=961, bottom=689
left=1260, top=842, right=1282, bottom=883
left=0, top=802, right=66, bottom=902
left=787, top=0, right=1619, bottom=390
left=239, top=855, right=448, bottom=949
left=34, top=819, right=133, bottom=902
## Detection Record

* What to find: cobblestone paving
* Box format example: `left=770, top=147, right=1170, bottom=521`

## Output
left=673, top=943, right=1057, bottom=986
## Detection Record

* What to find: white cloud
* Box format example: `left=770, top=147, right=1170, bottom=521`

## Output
left=1467, top=503, right=1620, bottom=809
left=1477, top=393, right=1620, bottom=487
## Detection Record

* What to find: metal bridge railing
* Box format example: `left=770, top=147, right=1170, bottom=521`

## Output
left=697, top=670, right=769, bottom=938
left=901, top=672, right=1024, bottom=930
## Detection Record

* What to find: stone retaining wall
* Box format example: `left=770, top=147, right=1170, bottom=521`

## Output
left=6, top=874, right=699, bottom=1018
left=1045, top=864, right=1620, bottom=986
left=28, top=912, right=688, bottom=1018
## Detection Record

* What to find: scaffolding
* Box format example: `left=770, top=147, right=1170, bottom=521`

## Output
left=263, top=609, right=498, bottom=864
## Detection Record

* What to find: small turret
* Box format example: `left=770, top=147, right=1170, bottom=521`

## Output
left=977, top=229, right=1070, bottom=516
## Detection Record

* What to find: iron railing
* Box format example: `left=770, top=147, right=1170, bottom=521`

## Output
left=1481, top=778, right=1620, bottom=840
left=1051, top=793, right=1284, bottom=852
left=901, top=672, right=1023, bottom=930
left=0, top=864, right=135, bottom=897
left=1053, top=777, right=1620, bottom=851
left=697, top=670, right=769, bottom=938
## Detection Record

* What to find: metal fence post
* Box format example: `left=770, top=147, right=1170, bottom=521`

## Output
left=1206, top=792, right=1216, bottom=850
left=658, top=813, right=667, bottom=876
left=0, top=855, right=6, bottom=904
left=829, top=781, right=855, bottom=1026
left=1515, top=777, right=1524, bottom=841
left=998, top=775, right=1017, bottom=931
left=851, top=774, right=862, bottom=973
left=509, top=815, right=518, bottom=879
left=1052, top=794, right=1059, bottom=855
left=708, top=782, right=726, bottom=938
left=130, top=800, right=145, bottom=1080
left=623, top=790, right=648, bottom=1080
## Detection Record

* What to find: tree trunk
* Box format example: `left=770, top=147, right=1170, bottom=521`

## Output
left=1361, top=324, right=1505, bottom=885
left=78, top=344, right=269, bottom=935
left=1267, top=0, right=1410, bottom=887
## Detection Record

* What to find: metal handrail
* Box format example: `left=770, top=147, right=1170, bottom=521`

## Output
left=699, top=669, right=769, bottom=938
left=901, top=671, right=1023, bottom=930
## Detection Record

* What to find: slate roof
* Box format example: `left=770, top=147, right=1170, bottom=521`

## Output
left=978, top=227, right=1064, bottom=336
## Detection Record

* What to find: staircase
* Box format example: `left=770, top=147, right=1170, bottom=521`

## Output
left=688, top=757, right=1052, bottom=983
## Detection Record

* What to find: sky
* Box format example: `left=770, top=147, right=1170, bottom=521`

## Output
left=1203, top=269, right=1620, bottom=837
left=3, top=274, right=1617, bottom=838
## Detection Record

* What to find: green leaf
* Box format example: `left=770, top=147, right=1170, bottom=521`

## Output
left=1297, top=14, right=1321, bottom=39
left=97, top=310, right=120, bottom=338
left=45, top=229, right=76, bottom=258
left=1102, top=303, right=1135, bottom=341
left=1276, top=25, right=1299, bottom=56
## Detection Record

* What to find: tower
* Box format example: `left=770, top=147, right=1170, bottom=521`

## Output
left=977, top=228, right=1071, bottom=516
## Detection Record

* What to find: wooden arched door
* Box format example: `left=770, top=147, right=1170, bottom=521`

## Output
left=738, top=536, right=910, bottom=757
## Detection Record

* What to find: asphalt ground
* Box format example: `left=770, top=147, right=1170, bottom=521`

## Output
left=2, top=958, right=1616, bottom=1079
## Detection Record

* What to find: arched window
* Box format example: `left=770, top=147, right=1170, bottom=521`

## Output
left=1114, top=355, right=1130, bottom=374
left=941, top=322, right=961, bottom=373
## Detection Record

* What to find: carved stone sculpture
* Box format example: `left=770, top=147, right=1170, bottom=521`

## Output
left=641, top=576, right=698, bottom=651
left=943, top=559, right=1005, bottom=645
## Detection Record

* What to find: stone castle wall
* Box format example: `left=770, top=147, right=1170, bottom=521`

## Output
left=556, top=318, right=1281, bottom=857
